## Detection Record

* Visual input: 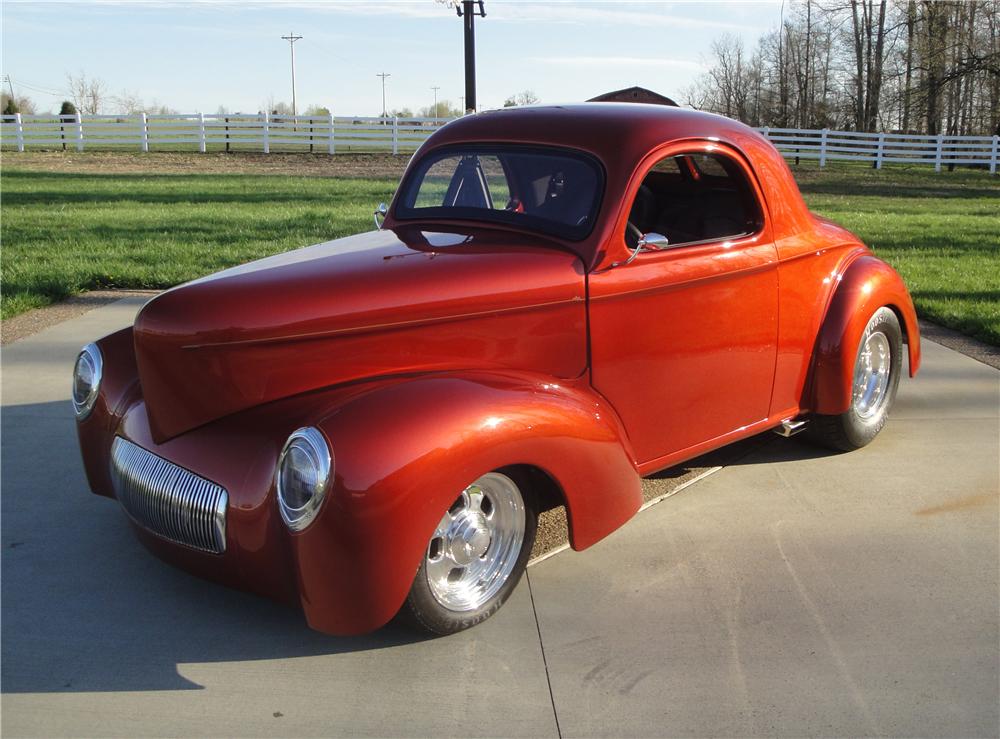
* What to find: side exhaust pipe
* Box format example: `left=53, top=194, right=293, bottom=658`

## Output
left=774, top=418, right=809, bottom=438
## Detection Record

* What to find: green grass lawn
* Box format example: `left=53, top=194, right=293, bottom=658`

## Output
left=1, top=170, right=396, bottom=318
left=2, top=158, right=998, bottom=344
left=793, top=163, right=999, bottom=344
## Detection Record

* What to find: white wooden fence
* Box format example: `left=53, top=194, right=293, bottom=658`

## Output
left=1, top=112, right=997, bottom=172
left=0, top=113, right=452, bottom=155
left=759, top=126, right=999, bottom=173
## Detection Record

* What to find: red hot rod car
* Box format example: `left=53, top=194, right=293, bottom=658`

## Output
left=74, top=104, right=920, bottom=635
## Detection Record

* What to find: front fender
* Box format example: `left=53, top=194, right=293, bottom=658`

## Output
left=293, top=371, right=642, bottom=634
left=811, top=255, right=921, bottom=415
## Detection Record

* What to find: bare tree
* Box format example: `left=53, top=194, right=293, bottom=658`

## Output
left=113, top=89, right=145, bottom=115
left=686, top=0, right=998, bottom=136
left=503, top=90, right=540, bottom=107
left=67, top=72, right=108, bottom=115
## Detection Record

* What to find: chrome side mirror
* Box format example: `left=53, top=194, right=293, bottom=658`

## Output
left=637, top=232, right=670, bottom=251
left=609, top=232, right=671, bottom=269
left=373, top=202, right=388, bottom=230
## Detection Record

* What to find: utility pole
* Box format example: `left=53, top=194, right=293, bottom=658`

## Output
left=281, top=32, right=303, bottom=117
left=376, top=72, right=391, bottom=119
left=4, top=75, right=15, bottom=102
left=452, top=1, right=485, bottom=114
left=431, top=86, right=441, bottom=117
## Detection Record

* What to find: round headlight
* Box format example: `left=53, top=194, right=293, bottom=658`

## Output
left=72, top=343, right=103, bottom=419
left=276, top=427, right=333, bottom=532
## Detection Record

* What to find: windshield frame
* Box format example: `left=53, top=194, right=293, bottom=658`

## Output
left=393, top=144, right=606, bottom=242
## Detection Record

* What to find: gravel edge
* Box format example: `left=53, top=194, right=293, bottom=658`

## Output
left=917, top=320, right=999, bottom=370
left=1, top=290, right=158, bottom=346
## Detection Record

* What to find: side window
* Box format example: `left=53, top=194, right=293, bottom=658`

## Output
left=625, top=152, right=763, bottom=248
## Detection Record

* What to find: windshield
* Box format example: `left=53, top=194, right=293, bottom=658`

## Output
left=395, top=145, right=604, bottom=241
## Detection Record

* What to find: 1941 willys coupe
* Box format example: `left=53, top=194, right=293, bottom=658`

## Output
left=74, top=104, right=920, bottom=635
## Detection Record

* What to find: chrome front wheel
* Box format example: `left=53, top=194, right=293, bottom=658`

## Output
left=402, top=470, right=537, bottom=634
left=426, top=473, right=526, bottom=611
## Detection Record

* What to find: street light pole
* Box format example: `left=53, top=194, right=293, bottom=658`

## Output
left=451, top=1, right=485, bottom=114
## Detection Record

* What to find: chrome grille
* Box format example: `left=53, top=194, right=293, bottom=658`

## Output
left=110, top=437, right=228, bottom=554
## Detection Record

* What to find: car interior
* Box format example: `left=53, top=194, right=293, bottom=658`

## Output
left=405, top=149, right=603, bottom=240
left=625, top=153, right=763, bottom=249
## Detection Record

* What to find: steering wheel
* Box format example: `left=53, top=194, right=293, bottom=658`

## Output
left=626, top=221, right=643, bottom=242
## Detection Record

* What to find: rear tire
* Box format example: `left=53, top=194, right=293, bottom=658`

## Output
left=810, top=307, right=902, bottom=451
left=401, top=469, right=537, bottom=635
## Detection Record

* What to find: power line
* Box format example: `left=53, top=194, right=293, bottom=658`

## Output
left=281, top=32, right=303, bottom=116
left=6, top=76, right=65, bottom=97
left=376, top=72, right=391, bottom=118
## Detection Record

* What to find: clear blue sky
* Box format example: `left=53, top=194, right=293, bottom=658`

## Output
left=2, top=0, right=780, bottom=116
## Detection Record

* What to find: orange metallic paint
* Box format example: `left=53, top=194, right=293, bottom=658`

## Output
left=76, top=104, right=920, bottom=634
left=589, top=140, right=779, bottom=464
left=134, top=228, right=587, bottom=442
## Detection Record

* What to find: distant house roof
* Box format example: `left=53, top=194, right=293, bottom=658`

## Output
left=587, top=86, right=679, bottom=107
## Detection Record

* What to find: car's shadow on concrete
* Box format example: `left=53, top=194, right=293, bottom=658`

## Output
left=645, top=427, right=839, bottom=482
left=1, top=401, right=434, bottom=694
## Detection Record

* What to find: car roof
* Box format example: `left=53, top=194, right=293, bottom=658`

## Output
left=428, top=103, right=760, bottom=166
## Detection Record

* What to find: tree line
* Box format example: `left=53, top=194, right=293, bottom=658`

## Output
left=4, top=69, right=542, bottom=120
left=685, top=0, right=1000, bottom=136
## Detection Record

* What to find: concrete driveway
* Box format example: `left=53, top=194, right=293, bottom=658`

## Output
left=2, top=296, right=997, bottom=737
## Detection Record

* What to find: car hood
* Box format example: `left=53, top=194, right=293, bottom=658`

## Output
left=134, top=226, right=587, bottom=442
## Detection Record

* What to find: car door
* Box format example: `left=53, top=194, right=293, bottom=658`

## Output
left=588, top=142, right=779, bottom=468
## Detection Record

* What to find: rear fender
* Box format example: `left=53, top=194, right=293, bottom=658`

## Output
left=294, top=371, right=642, bottom=634
left=811, top=255, right=921, bottom=415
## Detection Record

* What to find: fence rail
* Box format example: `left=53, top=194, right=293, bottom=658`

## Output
left=0, top=112, right=453, bottom=155
left=1, top=113, right=997, bottom=172
left=759, top=126, right=998, bottom=173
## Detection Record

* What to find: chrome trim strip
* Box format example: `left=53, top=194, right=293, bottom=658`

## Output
left=110, top=437, right=228, bottom=554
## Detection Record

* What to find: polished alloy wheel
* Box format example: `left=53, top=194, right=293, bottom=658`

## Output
left=852, top=330, right=891, bottom=419
left=425, top=472, right=526, bottom=612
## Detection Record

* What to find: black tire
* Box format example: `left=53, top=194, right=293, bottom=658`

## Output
left=810, top=306, right=903, bottom=452
left=400, top=469, right=537, bottom=635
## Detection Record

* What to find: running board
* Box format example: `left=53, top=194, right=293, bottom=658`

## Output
left=774, top=418, right=809, bottom=437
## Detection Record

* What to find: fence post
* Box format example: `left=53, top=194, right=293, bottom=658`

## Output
left=140, top=112, right=148, bottom=152
left=262, top=111, right=270, bottom=154
left=819, top=128, right=829, bottom=167
left=990, top=136, right=998, bottom=175
left=224, top=117, right=230, bottom=153
left=198, top=112, right=206, bottom=153
left=328, top=113, right=335, bottom=155
left=875, top=132, right=885, bottom=170
left=75, top=111, right=84, bottom=152
left=14, top=113, right=24, bottom=152
left=763, top=125, right=770, bottom=140
left=392, top=116, right=399, bottom=155
left=934, top=132, right=944, bottom=172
